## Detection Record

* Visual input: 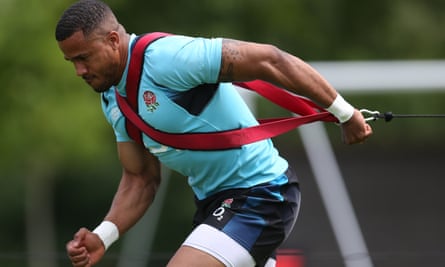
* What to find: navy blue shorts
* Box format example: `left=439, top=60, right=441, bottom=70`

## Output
left=192, top=167, right=301, bottom=267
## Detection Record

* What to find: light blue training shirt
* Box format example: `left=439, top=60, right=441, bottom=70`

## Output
left=101, top=34, right=288, bottom=199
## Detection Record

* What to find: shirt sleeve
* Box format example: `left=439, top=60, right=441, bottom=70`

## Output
left=101, top=90, right=132, bottom=142
left=145, top=35, right=223, bottom=91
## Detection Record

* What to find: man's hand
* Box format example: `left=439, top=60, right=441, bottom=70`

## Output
left=66, top=228, right=105, bottom=267
left=341, top=109, right=373, bottom=144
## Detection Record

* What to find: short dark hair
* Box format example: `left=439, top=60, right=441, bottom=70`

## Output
left=55, top=0, right=113, bottom=41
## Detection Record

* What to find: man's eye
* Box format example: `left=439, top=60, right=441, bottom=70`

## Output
left=74, top=54, right=89, bottom=62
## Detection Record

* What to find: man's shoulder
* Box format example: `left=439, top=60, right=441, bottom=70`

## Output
left=141, top=35, right=223, bottom=88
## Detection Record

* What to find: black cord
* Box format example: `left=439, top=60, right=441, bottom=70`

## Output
left=376, top=112, right=445, bottom=122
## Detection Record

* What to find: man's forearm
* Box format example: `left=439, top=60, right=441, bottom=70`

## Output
left=104, top=172, right=160, bottom=236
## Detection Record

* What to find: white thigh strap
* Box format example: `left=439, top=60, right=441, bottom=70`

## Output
left=265, top=258, right=276, bottom=267
left=182, top=224, right=256, bottom=267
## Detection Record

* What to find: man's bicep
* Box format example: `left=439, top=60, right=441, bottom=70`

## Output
left=219, top=39, right=282, bottom=82
left=117, top=142, right=160, bottom=178
left=219, top=39, right=242, bottom=81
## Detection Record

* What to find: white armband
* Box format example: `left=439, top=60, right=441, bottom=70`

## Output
left=326, top=94, right=355, bottom=123
left=93, top=221, right=119, bottom=250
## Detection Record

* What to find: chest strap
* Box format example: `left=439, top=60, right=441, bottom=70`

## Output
left=115, top=32, right=337, bottom=150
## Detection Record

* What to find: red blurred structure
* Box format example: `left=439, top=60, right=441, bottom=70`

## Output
left=276, top=249, right=305, bottom=267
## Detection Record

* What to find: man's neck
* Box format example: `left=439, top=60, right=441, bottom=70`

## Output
left=116, top=33, right=131, bottom=85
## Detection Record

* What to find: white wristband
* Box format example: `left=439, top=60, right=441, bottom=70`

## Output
left=326, top=94, right=355, bottom=123
left=93, top=221, right=119, bottom=250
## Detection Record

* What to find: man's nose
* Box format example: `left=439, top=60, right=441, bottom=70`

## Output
left=74, top=62, right=88, bottom=77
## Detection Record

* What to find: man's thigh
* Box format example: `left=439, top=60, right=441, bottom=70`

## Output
left=179, top=223, right=257, bottom=267
left=196, top=182, right=300, bottom=265
left=171, top=224, right=277, bottom=267
left=167, top=245, right=225, bottom=267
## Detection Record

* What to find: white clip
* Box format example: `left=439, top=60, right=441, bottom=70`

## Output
left=360, top=109, right=381, bottom=122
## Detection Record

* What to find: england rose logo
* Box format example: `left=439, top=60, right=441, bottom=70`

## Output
left=143, top=91, right=159, bottom=112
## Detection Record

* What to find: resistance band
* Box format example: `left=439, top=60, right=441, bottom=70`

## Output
left=115, top=32, right=338, bottom=150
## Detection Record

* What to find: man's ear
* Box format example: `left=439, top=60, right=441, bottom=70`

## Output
left=107, top=31, right=120, bottom=50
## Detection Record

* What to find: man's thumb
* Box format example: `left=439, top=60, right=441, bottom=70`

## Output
left=73, top=227, right=89, bottom=247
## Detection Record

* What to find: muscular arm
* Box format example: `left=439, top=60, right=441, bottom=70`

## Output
left=218, top=39, right=372, bottom=144
left=219, top=39, right=337, bottom=107
left=66, top=142, right=160, bottom=267
left=104, top=141, right=161, bottom=235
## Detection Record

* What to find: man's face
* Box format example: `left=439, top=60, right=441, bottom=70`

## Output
left=58, top=30, right=120, bottom=92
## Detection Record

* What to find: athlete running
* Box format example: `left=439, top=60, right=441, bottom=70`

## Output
left=55, top=1, right=372, bottom=266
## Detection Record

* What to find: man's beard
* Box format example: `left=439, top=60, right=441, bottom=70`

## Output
left=88, top=66, right=119, bottom=93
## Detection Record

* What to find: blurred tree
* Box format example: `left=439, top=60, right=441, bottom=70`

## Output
left=0, top=0, right=115, bottom=266
left=111, top=0, right=445, bottom=59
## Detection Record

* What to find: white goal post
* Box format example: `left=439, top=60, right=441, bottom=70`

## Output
left=311, top=60, right=445, bottom=92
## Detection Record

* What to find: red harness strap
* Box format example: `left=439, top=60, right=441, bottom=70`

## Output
left=115, top=32, right=338, bottom=150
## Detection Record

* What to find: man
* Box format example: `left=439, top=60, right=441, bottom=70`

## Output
left=55, top=0, right=372, bottom=266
